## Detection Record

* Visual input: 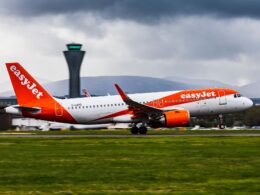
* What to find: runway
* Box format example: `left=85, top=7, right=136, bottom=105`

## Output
left=1, top=133, right=260, bottom=138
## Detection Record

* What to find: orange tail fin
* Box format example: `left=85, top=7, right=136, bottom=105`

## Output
left=6, top=62, right=53, bottom=106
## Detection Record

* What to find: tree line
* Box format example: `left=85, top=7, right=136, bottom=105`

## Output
left=190, top=106, right=260, bottom=128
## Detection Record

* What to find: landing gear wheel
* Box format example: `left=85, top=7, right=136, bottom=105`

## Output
left=131, top=126, right=139, bottom=134
left=139, top=126, right=148, bottom=135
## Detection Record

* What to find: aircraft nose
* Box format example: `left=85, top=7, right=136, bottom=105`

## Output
left=245, top=98, right=253, bottom=108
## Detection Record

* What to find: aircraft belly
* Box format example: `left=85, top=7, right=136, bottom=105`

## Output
left=112, top=115, right=133, bottom=123
left=70, top=110, right=113, bottom=124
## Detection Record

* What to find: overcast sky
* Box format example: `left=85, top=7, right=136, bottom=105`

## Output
left=1, top=0, right=260, bottom=86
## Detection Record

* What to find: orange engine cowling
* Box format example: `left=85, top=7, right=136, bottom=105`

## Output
left=149, top=110, right=190, bottom=128
left=164, top=110, right=190, bottom=127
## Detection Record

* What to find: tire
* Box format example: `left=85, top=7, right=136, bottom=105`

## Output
left=139, top=126, right=147, bottom=135
left=131, top=127, right=139, bottom=134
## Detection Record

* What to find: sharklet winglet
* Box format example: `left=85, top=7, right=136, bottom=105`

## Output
left=114, top=84, right=129, bottom=102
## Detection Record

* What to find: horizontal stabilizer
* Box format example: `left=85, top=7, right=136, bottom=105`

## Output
left=5, top=105, right=41, bottom=115
left=14, top=105, right=41, bottom=114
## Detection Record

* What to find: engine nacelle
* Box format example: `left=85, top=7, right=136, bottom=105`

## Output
left=149, top=110, right=190, bottom=128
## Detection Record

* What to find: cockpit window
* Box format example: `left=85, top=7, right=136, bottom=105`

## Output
left=234, top=94, right=242, bottom=98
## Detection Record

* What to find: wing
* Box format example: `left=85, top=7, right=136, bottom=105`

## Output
left=115, top=84, right=164, bottom=119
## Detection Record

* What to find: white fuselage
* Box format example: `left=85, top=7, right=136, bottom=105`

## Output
left=55, top=90, right=253, bottom=124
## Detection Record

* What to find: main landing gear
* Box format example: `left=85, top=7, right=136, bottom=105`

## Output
left=131, top=125, right=148, bottom=135
left=218, top=114, right=225, bottom=129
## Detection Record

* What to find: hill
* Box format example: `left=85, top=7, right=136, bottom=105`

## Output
left=0, top=76, right=259, bottom=97
left=0, top=76, right=194, bottom=97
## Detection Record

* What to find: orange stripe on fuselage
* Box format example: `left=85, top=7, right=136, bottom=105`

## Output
left=93, top=109, right=133, bottom=121
left=147, top=88, right=237, bottom=108
left=22, top=99, right=77, bottom=124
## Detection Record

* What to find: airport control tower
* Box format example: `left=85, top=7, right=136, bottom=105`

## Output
left=63, top=43, right=85, bottom=98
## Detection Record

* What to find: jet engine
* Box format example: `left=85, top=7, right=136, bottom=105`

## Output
left=149, top=110, right=190, bottom=128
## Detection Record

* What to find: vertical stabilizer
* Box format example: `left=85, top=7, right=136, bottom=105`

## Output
left=6, top=62, right=53, bottom=106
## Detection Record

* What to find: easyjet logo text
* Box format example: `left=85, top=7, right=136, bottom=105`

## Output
left=10, top=65, right=43, bottom=99
left=180, top=91, right=216, bottom=99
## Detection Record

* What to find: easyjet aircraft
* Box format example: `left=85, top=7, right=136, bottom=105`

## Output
left=4, top=62, right=253, bottom=134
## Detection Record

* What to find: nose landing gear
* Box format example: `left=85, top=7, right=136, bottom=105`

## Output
left=218, top=114, right=226, bottom=129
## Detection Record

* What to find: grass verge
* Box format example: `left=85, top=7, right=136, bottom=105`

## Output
left=0, top=136, right=259, bottom=194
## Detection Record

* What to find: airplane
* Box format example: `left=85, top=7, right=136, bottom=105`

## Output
left=4, top=62, right=253, bottom=134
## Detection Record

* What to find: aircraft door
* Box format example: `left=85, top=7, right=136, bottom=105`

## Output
left=218, top=90, right=227, bottom=105
left=55, top=103, right=63, bottom=117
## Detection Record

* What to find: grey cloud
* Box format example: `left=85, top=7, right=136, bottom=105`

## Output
left=113, top=17, right=260, bottom=62
left=2, top=0, right=260, bottom=22
left=1, top=1, right=260, bottom=86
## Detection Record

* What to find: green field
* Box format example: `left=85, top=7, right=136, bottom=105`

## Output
left=0, top=136, right=260, bottom=194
